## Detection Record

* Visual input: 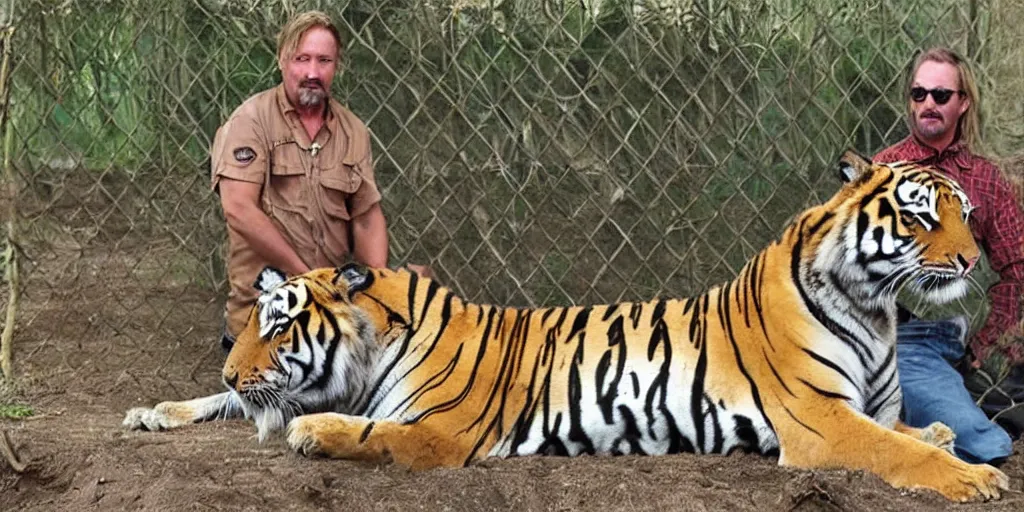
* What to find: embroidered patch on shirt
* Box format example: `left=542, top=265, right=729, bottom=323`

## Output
left=233, top=147, right=256, bottom=165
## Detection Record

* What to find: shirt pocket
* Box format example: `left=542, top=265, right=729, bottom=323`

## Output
left=265, top=163, right=306, bottom=213
left=319, top=164, right=363, bottom=220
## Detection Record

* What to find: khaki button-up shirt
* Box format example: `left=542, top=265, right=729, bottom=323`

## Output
left=211, top=84, right=382, bottom=335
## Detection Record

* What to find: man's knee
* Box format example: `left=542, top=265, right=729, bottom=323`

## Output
left=954, top=420, right=1013, bottom=466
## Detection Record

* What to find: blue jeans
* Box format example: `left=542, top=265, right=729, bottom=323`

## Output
left=897, top=319, right=1013, bottom=465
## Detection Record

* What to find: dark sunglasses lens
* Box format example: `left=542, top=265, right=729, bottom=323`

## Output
left=931, top=89, right=953, bottom=104
left=910, top=87, right=956, bottom=104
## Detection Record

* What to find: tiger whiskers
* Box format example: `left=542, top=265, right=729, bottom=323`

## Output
left=904, top=263, right=969, bottom=304
left=873, top=266, right=916, bottom=298
left=239, top=384, right=306, bottom=441
left=272, top=389, right=305, bottom=422
left=214, top=399, right=236, bottom=422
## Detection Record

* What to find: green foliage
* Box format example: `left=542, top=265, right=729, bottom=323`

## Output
left=0, top=403, right=33, bottom=420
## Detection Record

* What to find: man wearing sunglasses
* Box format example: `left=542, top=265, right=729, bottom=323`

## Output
left=874, top=47, right=1024, bottom=465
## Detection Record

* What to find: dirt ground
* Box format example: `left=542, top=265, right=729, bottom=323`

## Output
left=1, top=242, right=1024, bottom=512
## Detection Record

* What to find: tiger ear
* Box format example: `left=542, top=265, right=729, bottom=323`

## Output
left=838, top=149, right=874, bottom=183
left=337, top=263, right=372, bottom=293
left=254, top=266, right=288, bottom=293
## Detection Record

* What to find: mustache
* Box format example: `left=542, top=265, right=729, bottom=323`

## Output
left=919, top=110, right=943, bottom=120
left=300, top=79, right=324, bottom=89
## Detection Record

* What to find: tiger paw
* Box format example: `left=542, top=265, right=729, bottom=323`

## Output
left=122, top=403, right=192, bottom=431
left=918, top=421, right=956, bottom=454
left=287, top=414, right=333, bottom=457
left=934, top=461, right=1009, bottom=502
left=287, top=413, right=373, bottom=460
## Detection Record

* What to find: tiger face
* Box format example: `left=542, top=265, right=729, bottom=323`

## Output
left=896, top=175, right=978, bottom=301
left=221, top=267, right=380, bottom=439
left=829, top=151, right=980, bottom=307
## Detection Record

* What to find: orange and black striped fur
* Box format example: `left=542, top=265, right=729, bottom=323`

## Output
left=125, top=152, right=1008, bottom=501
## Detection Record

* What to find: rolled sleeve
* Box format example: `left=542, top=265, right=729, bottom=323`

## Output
left=211, top=109, right=269, bottom=190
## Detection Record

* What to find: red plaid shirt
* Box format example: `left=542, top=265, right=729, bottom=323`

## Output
left=875, top=137, right=1024, bottom=366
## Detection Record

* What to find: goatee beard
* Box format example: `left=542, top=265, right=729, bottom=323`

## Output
left=298, top=88, right=327, bottom=107
left=914, top=120, right=948, bottom=140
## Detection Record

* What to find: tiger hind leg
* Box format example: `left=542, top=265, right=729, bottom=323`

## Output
left=894, top=420, right=956, bottom=454
left=286, top=413, right=467, bottom=469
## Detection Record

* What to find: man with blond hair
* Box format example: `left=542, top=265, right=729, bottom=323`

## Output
left=210, top=11, right=429, bottom=352
left=874, top=47, right=1024, bottom=465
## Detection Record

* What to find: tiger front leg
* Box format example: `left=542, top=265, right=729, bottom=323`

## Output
left=286, top=413, right=467, bottom=469
left=776, top=404, right=1008, bottom=502
left=123, top=392, right=243, bottom=431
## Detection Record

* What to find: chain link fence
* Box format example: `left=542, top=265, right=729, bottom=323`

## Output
left=1, top=0, right=1022, bottom=393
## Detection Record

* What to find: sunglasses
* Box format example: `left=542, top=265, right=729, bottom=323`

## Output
left=910, top=87, right=964, bottom=105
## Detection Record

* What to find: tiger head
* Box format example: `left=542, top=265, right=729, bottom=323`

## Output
left=221, top=266, right=380, bottom=439
left=822, top=150, right=980, bottom=306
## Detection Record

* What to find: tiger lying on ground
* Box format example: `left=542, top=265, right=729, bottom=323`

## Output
left=125, top=151, right=1009, bottom=502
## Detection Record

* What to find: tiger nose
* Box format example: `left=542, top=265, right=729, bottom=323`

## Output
left=957, top=254, right=979, bottom=273
left=223, top=371, right=239, bottom=390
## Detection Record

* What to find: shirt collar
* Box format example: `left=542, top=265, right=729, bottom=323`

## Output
left=899, top=134, right=973, bottom=172
left=274, top=84, right=339, bottom=147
